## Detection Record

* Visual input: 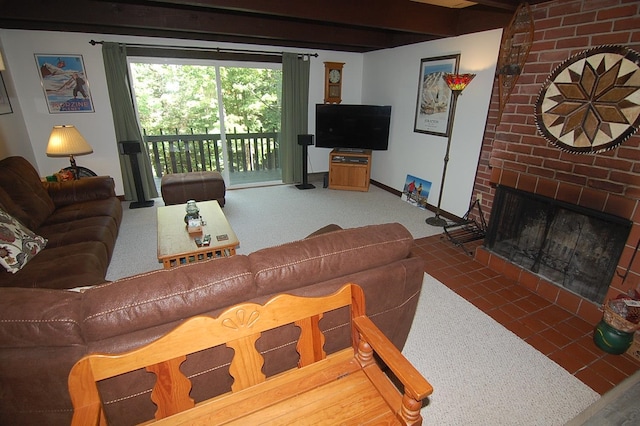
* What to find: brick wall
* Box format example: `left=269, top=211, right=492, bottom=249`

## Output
left=472, top=0, right=640, bottom=320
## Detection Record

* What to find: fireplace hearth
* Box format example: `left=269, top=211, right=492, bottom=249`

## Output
left=485, top=186, right=632, bottom=304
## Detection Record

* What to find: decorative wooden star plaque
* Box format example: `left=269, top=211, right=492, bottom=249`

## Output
left=535, top=45, right=640, bottom=154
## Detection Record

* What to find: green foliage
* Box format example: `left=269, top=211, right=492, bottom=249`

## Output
left=130, top=63, right=282, bottom=135
left=219, top=67, right=282, bottom=133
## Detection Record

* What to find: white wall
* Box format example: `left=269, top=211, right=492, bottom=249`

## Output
left=362, top=29, right=501, bottom=217
left=0, top=28, right=364, bottom=195
left=0, top=27, right=500, bottom=218
left=0, top=39, right=35, bottom=163
left=0, top=29, right=121, bottom=189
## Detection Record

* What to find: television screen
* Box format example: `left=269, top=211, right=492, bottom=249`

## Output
left=315, top=104, right=392, bottom=151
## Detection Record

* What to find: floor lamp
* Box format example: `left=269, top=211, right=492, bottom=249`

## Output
left=426, top=73, right=476, bottom=227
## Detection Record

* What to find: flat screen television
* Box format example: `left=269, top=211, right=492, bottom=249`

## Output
left=315, top=104, right=392, bottom=151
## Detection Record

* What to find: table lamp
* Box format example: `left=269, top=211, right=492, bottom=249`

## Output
left=46, top=125, right=93, bottom=179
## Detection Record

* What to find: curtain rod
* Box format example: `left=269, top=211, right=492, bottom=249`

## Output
left=89, top=40, right=318, bottom=58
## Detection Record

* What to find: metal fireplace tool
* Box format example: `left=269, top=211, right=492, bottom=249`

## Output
left=443, top=198, right=487, bottom=255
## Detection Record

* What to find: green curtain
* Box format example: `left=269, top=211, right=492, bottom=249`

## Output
left=101, top=43, right=158, bottom=201
left=280, top=53, right=310, bottom=184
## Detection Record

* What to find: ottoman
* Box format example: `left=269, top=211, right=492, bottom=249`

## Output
left=161, top=171, right=226, bottom=207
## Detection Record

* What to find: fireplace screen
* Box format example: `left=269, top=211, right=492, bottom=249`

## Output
left=485, top=187, right=632, bottom=303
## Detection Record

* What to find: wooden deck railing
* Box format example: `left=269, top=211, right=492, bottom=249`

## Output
left=144, top=129, right=280, bottom=178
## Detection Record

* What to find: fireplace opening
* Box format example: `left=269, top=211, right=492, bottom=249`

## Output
left=485, top=186, right=632, bottom=304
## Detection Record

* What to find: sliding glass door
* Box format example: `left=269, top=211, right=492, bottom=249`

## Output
left=128, top=59, right=282, bottom=189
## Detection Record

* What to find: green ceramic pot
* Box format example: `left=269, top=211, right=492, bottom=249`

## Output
left=593, top=319, right=634, bottom=355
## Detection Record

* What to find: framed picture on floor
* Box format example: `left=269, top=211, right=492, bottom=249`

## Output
left=34, top=54, right=94, bottom=113
left=0, top=74, right=12, bottom=115
left=413, top=54, right=460, bottom=136
left=402, top=174, right=431, bottom=210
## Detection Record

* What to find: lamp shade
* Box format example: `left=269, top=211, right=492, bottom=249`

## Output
left=0, top=52, right=5, bottom=71
left=442, top=73, right=476, bottom=92
left=46, top=125, right=93, bottom=157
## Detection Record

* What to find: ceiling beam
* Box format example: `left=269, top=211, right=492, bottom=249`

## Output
left=0, top=0, right=519, bottom=52
left=1, top=1, right=435, bottom=50
left=457, top=8, right=512, bottom=35
left=131, top=0, right=461, bottom=35
left=471, top=0, right=520, bottom=10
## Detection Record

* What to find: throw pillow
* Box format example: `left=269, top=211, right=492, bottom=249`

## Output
left=0, top=208, right=47, bottom=274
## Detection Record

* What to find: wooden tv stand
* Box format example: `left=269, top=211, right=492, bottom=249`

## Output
left=328, top=148, right=372, bottom=191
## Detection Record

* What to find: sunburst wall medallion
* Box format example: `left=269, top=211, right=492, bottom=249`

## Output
left=535, top=45, right=640, bottom=154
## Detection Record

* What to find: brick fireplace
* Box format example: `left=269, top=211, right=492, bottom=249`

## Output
left=485, top=185, right=632, bottom=304
left=470, top=0, right=640, bottom=325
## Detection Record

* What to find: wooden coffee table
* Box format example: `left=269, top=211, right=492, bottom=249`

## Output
left=157, top=200, right=239, bottom=269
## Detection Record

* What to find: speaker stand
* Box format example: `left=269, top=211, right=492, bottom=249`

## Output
left=296, top=143, right=315, bottom=190
left=127, top=152, right=155, bottom=209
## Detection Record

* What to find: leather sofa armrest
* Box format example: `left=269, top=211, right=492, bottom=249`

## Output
left=43, top=176, right=117, bottom=208
left=251, top=223, right=414, bottom=295
left=0, top=287, right=84, bottom=347
left=305, top=224, right=342, bottom=238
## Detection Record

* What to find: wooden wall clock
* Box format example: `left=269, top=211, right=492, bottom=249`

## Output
left=324, top=62, right=344, bottom=104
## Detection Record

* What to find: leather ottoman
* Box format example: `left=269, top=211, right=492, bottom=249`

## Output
left=161, top=171, right=226, bottom=207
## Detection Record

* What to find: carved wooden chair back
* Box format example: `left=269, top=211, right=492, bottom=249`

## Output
left=68, top=283, right=366, bottom=424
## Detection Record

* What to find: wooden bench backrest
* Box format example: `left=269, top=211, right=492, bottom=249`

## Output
left=68, top=284, right=366, bottom=424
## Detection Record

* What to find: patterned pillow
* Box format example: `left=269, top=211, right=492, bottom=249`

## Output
left=0, top=208, right=47, bottom=274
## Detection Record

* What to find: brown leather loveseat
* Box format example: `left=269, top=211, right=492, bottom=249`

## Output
left=0, top=222, right=424, bottom=425
left=0, top=156, right=122, bottom=289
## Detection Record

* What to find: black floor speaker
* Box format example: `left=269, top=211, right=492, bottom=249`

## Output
left=119, top=141, right=155, bottom=209
left=296, top=134, right=315, bottom=190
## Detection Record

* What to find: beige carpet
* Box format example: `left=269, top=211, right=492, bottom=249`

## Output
left=106, top=182, right=600, bottom=424
left=410, top=274, right=599, bottom=425
left=106, top=181, right=442, bottom=281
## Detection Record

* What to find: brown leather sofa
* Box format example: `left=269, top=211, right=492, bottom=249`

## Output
left=0, top=222, right=424, bottom=425
left=0, top=156, right=122, bottom=289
